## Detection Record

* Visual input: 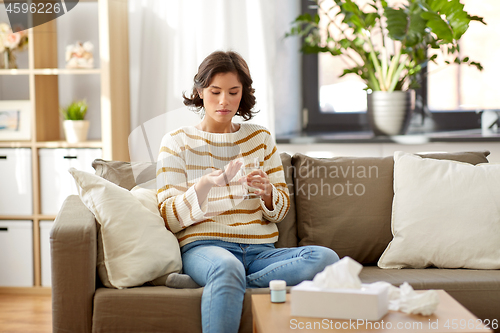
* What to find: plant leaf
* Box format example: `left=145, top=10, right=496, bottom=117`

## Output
left=294, top=13, right=314, bottom=23
left=468, top=15, right=486, bottom=25
left=405, top=7, right=427, bottom=47
left=61, top=100, right=88, bottom=120
left=388, top=61, right=406, bottom=92
left=385, top=8, right=407, bottom=41
left=440, top=0, right=468, bottom=39
left=470, top=61, right=483, bottom=71
left=314, top=13, right=321, bottom=25
left=429, top=0, right=447, bottom=12
left=365, top=12, right=379, bottom=28
left=421, top=11, right=453, bottom=43
left=340, top=67, right=362, bottom=78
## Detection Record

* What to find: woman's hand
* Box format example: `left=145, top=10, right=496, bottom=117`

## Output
left=240, top=169, right=273, bottom=209
left=194, top=159, right=243, bottom=206
left=203, top=159, right=243, bottom=187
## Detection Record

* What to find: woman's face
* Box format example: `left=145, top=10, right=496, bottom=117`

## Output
left=199, top=72, right=242, bottom=126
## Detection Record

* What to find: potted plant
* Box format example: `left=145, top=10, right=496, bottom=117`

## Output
left=286, top=0, right=485, bottom=135
left=60, top=100, right=89, bottom=143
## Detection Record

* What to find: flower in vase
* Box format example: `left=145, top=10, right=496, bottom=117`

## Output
left=0, top=23, right=28, bottom=51
left=0, top=23, right=28, bottom=68
left=4, top=32, right=21, bottom=49
left=0, top=23, right=10, bottom=33
left=0, top=23, right=28, bottom=52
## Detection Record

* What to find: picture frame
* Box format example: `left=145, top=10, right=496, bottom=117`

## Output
left=0, top=100, right=32, bottom=141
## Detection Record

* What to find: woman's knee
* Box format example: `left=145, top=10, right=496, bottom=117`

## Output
left=309, top=245, right=339, bottom=267
left=209, top=255, right=246, bottom=284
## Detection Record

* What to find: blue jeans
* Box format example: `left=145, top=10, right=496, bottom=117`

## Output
left=181, top=240, right=339, bottom=333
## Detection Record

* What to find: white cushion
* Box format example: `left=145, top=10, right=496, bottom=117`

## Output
left=69, top=168, right=181, bottom=288
left=378, top=151, right=500, bottom=269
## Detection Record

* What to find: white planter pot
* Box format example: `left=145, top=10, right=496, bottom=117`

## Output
left=63, top=120, right=90, bottom=143
left=367, top=90, right=415, bottom=136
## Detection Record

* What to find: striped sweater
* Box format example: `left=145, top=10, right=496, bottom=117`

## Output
left=156, top=123, right=290, bottom=247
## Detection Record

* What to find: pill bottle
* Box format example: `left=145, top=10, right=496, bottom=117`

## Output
left=269, top=280, right=286, bottom=303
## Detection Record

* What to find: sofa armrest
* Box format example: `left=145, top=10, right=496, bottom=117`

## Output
left=51, top=195, right=97, bottom=333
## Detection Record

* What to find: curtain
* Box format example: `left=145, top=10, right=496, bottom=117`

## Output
left=128, top=0, right=301, bottom=157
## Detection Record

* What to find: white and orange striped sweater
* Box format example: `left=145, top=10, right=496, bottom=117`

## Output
left=156, top=123, right=290, bottom=247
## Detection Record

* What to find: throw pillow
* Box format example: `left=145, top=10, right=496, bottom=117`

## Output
left=69, top=168, right=182, bottom=289
left=293, top=151, right=490, bottom=264
left=378, top=152, right=500, bottom=269
left=92, top=159, right=156, bottom=190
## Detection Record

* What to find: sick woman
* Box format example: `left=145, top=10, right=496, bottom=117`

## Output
left=157, top=50, right=339, bottom=333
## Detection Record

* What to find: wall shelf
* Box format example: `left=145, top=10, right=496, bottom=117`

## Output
left=0, top=142, right=33, bottom=148
left=35, top=140, right=103, bottom=148
left=0, top=69, right=31, bottom=75
left=0, top=69, right=101, bottom=75
left=33, top=68, right=102, bottom=75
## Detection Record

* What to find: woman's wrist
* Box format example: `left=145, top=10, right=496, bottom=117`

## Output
left=196, top=175, right=213, bottom=191
left=261, top=191, right=273, bottom=210
left=194, top=175, right=214, bottom=207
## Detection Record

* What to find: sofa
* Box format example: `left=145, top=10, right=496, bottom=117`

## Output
left=51, top=151, right=500, bottom=333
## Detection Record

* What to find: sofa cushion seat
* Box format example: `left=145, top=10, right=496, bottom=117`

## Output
left=359, top=266, right=500, bottom=323
left=360, top=266, right=500, bottom=290
left=92, top=286, right=271, bottom=333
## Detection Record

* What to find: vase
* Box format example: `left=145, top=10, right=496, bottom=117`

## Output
left=1, top=50, right=17, bottom=69
left=367, top=90, right=415, bottom=136
left=63, top=120, right=90, bottom=143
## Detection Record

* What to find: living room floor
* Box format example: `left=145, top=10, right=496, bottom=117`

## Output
left=0, top=294, right=51, bottom=333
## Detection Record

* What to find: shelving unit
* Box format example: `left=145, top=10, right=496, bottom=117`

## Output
left=0, top=0, right=130, bottom=292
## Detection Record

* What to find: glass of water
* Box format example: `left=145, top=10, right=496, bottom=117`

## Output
left=242, top=157, right=260, bottom=199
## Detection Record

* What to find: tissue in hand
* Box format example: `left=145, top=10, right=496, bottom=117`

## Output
left=291, top=257, right=389, bottom=320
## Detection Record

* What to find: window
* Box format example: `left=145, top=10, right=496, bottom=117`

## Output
left=302, top=0, right=499, bottom=133
left=428, top=0, right=500, bottom=112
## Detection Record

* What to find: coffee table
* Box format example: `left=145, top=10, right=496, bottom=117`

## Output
left=252, top=290, right=493, bottom=333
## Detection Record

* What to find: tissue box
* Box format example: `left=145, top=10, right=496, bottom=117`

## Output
left=291, top=281, right=389, bottom=321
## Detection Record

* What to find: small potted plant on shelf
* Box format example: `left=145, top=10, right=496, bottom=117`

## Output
left=60, top=100, right=89, bottom=143
left=286, top=0, right=485, bottom=135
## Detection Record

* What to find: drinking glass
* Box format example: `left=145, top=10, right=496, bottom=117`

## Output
left=242, top=157, right=260, bottom=199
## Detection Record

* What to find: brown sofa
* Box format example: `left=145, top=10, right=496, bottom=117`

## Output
left=51, top=151, right=500, bottom=333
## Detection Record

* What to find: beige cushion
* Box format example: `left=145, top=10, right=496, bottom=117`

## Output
left=69, top=168, right=182, bottom=289
left=293, top=151, right=490, bottom=264
left=378, top=152, right=500, bottom=269
left=92, top=159, right=156, bottom=191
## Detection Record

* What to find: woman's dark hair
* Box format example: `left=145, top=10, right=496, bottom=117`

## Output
left=183, top=51, right=257, bottom=121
